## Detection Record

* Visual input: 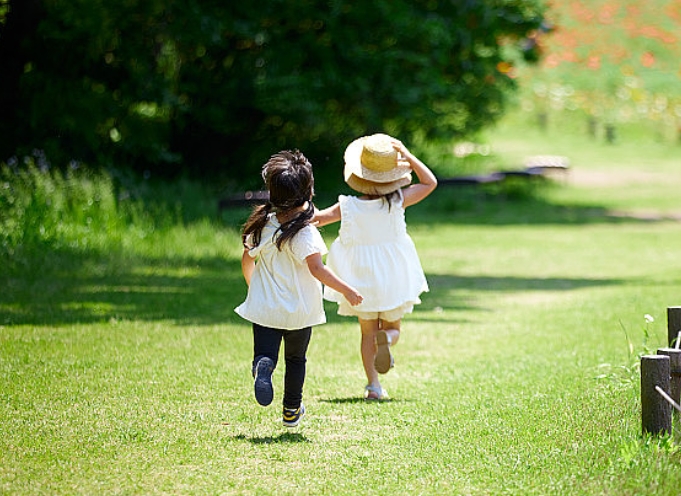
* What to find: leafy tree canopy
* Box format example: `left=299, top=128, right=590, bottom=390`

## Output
left=0, top=0, right=546, bottom=188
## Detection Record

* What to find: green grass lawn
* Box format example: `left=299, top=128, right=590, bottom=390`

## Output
left=2, top=118, right=681, bottom=494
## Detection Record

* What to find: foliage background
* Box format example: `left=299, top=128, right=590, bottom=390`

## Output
left=0, top=0, right=546, bottom=189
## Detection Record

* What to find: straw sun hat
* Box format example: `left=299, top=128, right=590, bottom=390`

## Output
left=343, top=133, right=412, bottom=195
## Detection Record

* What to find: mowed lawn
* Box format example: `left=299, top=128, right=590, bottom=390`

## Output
left=2, top=122, right=681, bottom=494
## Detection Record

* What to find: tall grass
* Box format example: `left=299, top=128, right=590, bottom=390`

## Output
left=1, top=157, right=135, bottom=271
left=0, top=153, right=229, bottom=278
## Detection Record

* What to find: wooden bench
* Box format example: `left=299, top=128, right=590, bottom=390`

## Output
left=523, top=155, right=570, bottom=176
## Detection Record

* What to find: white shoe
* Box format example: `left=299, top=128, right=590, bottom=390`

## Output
left=364, top=385, right=389, bottom=400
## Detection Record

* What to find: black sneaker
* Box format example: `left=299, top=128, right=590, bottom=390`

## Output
left=282, top=404, right=305, bottom=428
left=253, top=357, right=274, bottom=406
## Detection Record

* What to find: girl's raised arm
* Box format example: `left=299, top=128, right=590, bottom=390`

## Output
left=393, top=140, right=438, bottom=208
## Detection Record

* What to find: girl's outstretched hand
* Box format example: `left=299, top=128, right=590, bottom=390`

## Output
left=305, top=253, right=363, bottom=306
left=344, top=287, right=363, bottom=307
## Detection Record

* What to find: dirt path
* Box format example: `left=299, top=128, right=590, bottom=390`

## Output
left=567, top=169, right=681, bottom=221
left=568, top=169, right=672, bottom=187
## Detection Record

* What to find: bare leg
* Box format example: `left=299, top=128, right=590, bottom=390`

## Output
left=359, top=318, right=380, bottom=388
left=379, top=319, right=401, bottom=346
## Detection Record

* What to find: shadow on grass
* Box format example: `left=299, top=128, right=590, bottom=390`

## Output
left=0, top=247, right=628, bottom=327
left=407, top=185, right=680, bottom=226
left=411, top=274, right=626, bottom=320
left=425, top=274, right=624, bottom=293
left=0, top=247, right=246, bottom=327
left=232, top=432, right=309, bottom=444
left=319, top=397, right=397, bottom=404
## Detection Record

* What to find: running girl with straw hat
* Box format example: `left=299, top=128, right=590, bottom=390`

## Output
left=315, top=134, right=437, bottom=400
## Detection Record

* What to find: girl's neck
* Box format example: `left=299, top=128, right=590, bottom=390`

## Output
left=276, top=201, right=308, bottom=224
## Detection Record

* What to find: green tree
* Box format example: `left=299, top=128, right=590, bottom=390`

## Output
left=0, top=0, right=546, bottom=186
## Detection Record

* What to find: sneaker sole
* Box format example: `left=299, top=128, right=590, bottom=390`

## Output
left=374, top=331, right=393, bottom=374
left=254, top=357, right=274, bottom=406
left=282, top=406, right=305, bottom=428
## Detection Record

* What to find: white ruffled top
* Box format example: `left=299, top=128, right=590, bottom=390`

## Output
left=235, top=214, right=328, bottom=330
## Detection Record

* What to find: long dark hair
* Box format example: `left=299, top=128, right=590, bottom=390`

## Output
left=367, top=190, right=400, bottom=211
left=242, top=150, right=315, bottom=250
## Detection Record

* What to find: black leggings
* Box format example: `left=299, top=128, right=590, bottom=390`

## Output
left=252, top=323, right=312, bottom=409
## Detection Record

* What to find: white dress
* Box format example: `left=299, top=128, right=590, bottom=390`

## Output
left=235, top=214, right=328, bottom=330
left=323, top=192, right=428, bottom=316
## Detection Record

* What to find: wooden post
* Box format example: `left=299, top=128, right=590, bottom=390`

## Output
left=668, top=307, right=681, bottom=348
left=641, top=355, right=671, bottom=435
left=605, top=124, right=616, bottom=144
left=657, top=348, right=681, bottom=415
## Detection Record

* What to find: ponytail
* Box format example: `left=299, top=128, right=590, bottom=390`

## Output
left=242, top=201, right=272, bottom=248
left=274, top=200, right=314, bottom=249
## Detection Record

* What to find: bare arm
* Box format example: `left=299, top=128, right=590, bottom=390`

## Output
left=393, top=139, right=438, bottom=208
left=312, top=203, right=341, bottom=227
left=241, top=248, right=255, bottom=286
left=305, top=252, right=363, bottom=306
